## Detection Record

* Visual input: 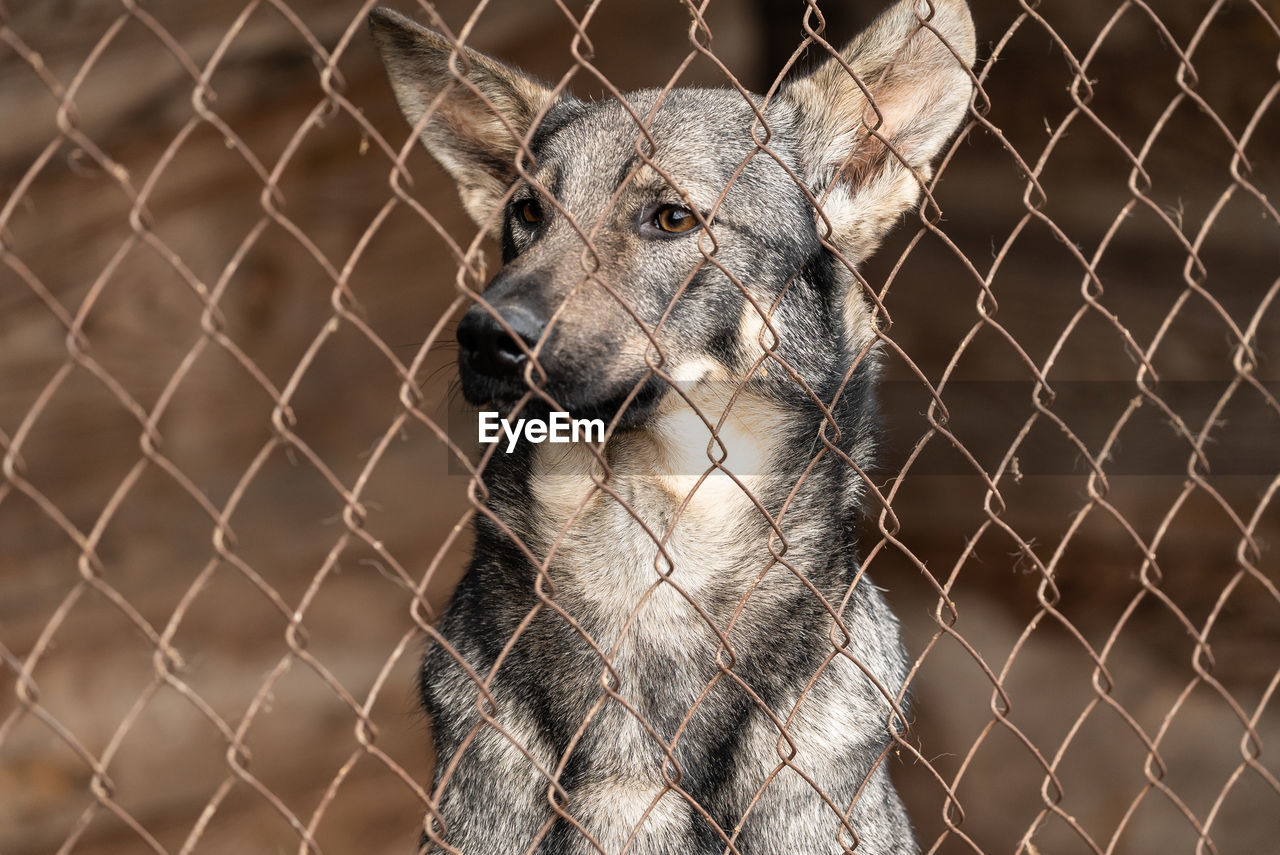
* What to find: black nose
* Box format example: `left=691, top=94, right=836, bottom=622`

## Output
left=456, top=304, right=546, bottom=379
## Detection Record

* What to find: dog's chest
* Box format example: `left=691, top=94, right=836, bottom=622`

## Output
left=526, top=440, right=767, bottom=652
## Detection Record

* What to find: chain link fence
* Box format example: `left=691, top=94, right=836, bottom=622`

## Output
left=2, top=0, right=1278, bottom=852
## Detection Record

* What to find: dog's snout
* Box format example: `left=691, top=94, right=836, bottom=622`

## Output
left=457, top=304, right=546, bottom=379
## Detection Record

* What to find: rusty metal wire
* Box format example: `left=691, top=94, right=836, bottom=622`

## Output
left=2, top=0, right=1278, bottom=853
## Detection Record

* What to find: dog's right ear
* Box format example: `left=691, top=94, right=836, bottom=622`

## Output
left=368, top=7, right=561, bottom=236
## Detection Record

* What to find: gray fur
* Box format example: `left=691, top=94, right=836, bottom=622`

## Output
left=369, top=2, right=976, bottom=852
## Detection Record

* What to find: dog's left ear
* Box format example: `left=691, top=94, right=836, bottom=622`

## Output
left=369, top=7, right=562, bottom=236
left=779, top=0, right=976, bottom=262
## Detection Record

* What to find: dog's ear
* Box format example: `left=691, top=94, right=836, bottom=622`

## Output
left=780, top=0, right=975, bottom=261
left=368, top=7, right=561, bottom=235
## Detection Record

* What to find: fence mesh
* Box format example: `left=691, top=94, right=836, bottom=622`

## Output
left=2, top=0, right=1278, bottom=853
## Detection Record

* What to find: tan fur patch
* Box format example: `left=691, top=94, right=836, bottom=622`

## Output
left=528, top=374, right=790, bottom=653
left=570, top=776, right=690, bottom=850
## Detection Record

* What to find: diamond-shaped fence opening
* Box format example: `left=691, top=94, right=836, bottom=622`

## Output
left=2, top=0, right=1277, bottom=854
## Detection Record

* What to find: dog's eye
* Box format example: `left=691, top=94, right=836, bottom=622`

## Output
left=653, top=204, right=699, bottom=234
left=513, top=198, right=543, bottom=225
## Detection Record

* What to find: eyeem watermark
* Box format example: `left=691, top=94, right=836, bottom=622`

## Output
left=448, top=380, right=1280, bottom=474
left=479, top=411, right=605, bottom=453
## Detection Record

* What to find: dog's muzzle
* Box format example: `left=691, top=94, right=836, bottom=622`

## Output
left=453, top=287, right=662, bottom=424
left=456, top=302, right=547, bottom=389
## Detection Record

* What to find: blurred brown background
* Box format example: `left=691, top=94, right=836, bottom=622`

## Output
left=2, top=0, right=1278, bottom=853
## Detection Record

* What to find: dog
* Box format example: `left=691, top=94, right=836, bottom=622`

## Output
left=369, top=1, right=975, bottom=851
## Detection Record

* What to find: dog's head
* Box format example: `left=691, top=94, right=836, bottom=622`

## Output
left=370, top=0, right=975, bottom=421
